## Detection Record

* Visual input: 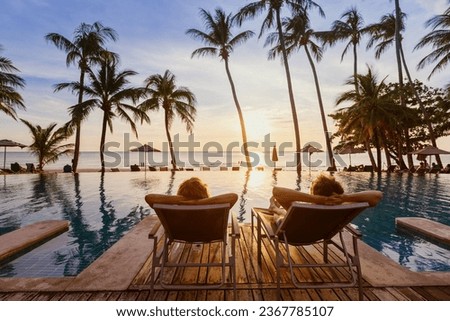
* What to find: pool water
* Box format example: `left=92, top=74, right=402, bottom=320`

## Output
left=0, top=170, right=449, bottom=277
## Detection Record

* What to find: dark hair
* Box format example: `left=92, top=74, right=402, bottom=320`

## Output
left=310, top=174, right=344, bottom=196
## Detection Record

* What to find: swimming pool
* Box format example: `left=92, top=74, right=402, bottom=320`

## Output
left=0, top=170, right=449, bottom=277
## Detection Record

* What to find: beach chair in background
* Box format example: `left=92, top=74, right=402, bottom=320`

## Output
left=252, top=202, right=370, bottom=300
left=26, top=163, right=36, bottom=173
left=10, top=162, right=24, bottom=173
left=441, top=164, right=450, bottom=174
left=415, top=167, right=428, bottom=175
left=146, top=194, right=240, bottom=298
left=130, top=164, right=140, bottom=171
left=387, top=165, right=397, bottom=173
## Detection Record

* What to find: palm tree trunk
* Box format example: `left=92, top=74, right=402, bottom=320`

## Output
left=353, top=44, right=360, bottom=95
left=365, top=139, right=377, bottom=169
left=394, top=0, right=413, bottom=167
left=224, top=58, right=252, bottom=169
left=72, top=69, right=85, bottom=173
left=276, top=9, right=301, bottom=174
left=404, top=128, right=414, bottom=168
left=164, top=110, right=177, bottom=170
left=374, top=131, right=382, bottom=174
left=305, top=47, right=336, bottom=170
left=380, top=130, right=392, bottom=168
left=399, top=46, right=443, bottom=167
left=99, top=111, right=108, bottom=173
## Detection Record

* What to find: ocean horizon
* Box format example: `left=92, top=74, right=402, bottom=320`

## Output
left=2, top=150, right=449, bottom=171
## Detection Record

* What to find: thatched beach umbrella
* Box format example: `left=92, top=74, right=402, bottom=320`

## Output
left=301, top=144, right=323, bottom=172
left=337, top=145, right=365, bottom=167
left=130, top=144, right=161, bottom=172
left=0, top=139, right=27, bottom=169
left=410, top=146, right=450, bottom=165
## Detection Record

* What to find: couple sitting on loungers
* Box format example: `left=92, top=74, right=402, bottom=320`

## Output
left=147, top=174, right=382, bottom=224
left=145, top=174, right=382, bottom=299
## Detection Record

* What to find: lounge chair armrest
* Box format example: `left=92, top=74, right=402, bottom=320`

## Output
left=148, top=220, right=162, bottom=239
left=230, top=212, right=241, bottom=238
left=344, top=224, right=362, bottom=238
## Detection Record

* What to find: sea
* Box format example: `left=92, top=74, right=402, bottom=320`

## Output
left=2, top=150, right=449, bottom=171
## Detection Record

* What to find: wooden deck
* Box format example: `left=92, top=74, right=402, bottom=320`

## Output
left=1, top=218, right=449, bottom=301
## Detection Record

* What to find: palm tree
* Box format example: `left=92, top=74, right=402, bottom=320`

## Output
left=267, top=14, right=336, bottom=170
left=0, top=45, right=26, bottom=120
left=186, top=8, right=254, bottom=169
left=318, top=7, right=369, bottom=95
left=139, top=70, right=197, bottom=171
left=415, top=5, right=450, bottom=79
left=335, top=66, right=399, bottom=174
left=45, top=22, right=118, bottom=173
left=20, top=119, right=73, bottom=170
left=367, top=9, right=443, bottom=168
left=69, top=59, right=149, bottom=172
left=235, top=0, right=324, bottom=173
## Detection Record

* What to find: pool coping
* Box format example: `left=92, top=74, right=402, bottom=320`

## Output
left=0, top=218, right=449, bottom=292
left=0, top=220, right=70, bottom=263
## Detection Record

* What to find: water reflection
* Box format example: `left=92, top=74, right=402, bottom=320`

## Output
left=238, top=169, right=251, bottom=222
left=166, top=170, right=176, bottom=195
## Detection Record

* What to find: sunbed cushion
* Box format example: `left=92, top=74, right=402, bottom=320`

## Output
left=145, top=193, right=238, bottom=208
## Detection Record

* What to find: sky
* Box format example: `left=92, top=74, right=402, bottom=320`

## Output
left=0, top=0, right=449, bottom=153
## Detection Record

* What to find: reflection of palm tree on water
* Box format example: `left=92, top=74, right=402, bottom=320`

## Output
left=238, top=169, right=251, bottom=222
left=166, top=170, right=176, bottom=195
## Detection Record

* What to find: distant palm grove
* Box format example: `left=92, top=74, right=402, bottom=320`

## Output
left=1, top=1, right=449, bottom=174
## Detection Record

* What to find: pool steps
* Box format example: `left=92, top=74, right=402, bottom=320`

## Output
left=0, top=220, right=69, bottom=263
left=396, top=217, right=450, bottom=246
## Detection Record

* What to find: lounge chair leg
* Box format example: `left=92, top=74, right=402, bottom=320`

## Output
left=352, top=235, right=364, bottom=301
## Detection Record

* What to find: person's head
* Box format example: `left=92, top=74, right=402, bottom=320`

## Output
left=310, top=174, right=344, bottom=196
left=177, top=177, right=210, bottom=199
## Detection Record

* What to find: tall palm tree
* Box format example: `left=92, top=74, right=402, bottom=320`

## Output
left=235, top=0, right=324, bottom=173
left=267, top=14, right=336, bottom=169
left=45, top=22, right=118, bottom=173
left=186, top=8, right=254, bottom=169
left=20, top=119, right=73, bottom=170
left=368, top=9, right=443, bottom=167
left=318, top=7, right=369, bottom=95
left=69, top=59, right=149, bottom=172
left=139, top=70, right=197, bottom=171
left=0, top=45, right=26, bottom=120
left=335, top=66, right=399, bottom=174
left=415, top=5, right=450, bottom=79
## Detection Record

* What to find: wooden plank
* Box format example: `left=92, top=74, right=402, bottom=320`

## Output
left=88, top=292, right=115, bottom=301
left=396, top=287, right=427, bottom=301
left=362, top=288, right=381, bottom=301
left=238, top=226, right=259, bottom=283
left=289, top=288, right=313, bottom=301
left=385, top=287, right=412, bottom=301
left=370, top=288, right=400, bottom=300
left=205, top=289, right=224, bottom=301
left=118, top=291, right=140, bottom=301
left=412, top=286, right=450, bottom=300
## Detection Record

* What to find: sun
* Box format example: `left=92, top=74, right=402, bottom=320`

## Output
left=244, top=111, right=272, bottom=144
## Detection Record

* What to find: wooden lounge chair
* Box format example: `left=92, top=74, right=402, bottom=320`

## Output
left=130, top=164, right=140, bottom=171
left=146, top=193, right=240, bottom=298
left=415, top=167, right=428, bottom=175
left=252, top=202, right=370, bottom=300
